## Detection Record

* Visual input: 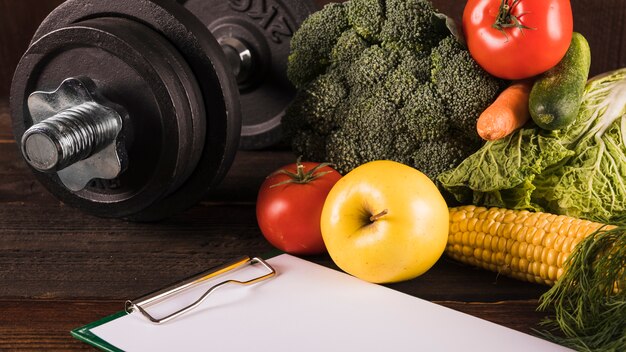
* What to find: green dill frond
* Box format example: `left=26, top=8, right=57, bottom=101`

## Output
left=537, top=226, right=626, bottom=351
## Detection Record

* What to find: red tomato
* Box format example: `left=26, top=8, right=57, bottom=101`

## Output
left=256, top=160, right=341, bottom=255
left=463, top=0, right=573, bottom=80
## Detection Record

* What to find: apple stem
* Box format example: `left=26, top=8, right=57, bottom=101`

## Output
left=369, top=209, right=388, bottom=222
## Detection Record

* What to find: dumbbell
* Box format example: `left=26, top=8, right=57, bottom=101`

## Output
left=10, top=0, right=317, bottom=221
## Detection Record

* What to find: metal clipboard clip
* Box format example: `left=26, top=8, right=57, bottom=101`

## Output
left=125, top=256, right=276, bottom=324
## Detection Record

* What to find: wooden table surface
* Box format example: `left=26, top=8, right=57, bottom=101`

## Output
left=3, top=1, right=625, bottom=350
left=0, top=97, right=555, bottom=351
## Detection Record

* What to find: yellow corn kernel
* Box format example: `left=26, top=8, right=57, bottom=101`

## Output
left=525, top=244, right=535, bottom=261
left=503, top=211, right=516, bottom=224
left=459, top=219, right=468, bottom=232
left=518, top=258, right=529, bottom=273
left=546, top=249, right=558, bottom=266
left=531, top=228, right=545, bottom=246
left=468, top=231, right=477, bottom=246
left=453, top=230, right=463, bottom=244
left=548, top=265, right=558, bottom=281
left=451, top=209, right=467, bottom=222
left=453, top=244, right=462, bottom=255
left=531, top=262, right=541, bottom=277
left=476, top=232, right=485, bottom=248
left=562, top=237, right=573, bottom=253
left=510, top=241, right=520, bottom=259
left=554, top=235, right=566, bottom=252
left=524, top=213, right=539, bottom=227
left=468, top=217, right=478, bottom=232
left=533, top=245, right=543, bottom=262
left=542, top=231, right=557, bottom=248
left=497, top=237, right=507, bottom=253
left=558, top=220, right=573, bottom=238
left=481, top=249, right=491, bottom=262
left=481, top=219, right=493, bottom=234
left=511, top=223, right=524, bottom=239
left=539, top=263, right=547, bottom=277
left=518, top=242, right=528, bottom=258
left=461, top=231, right=470, bottom=246
left=494, top=252, right=505, bottom=266
left=484, top=234, right=493, bottom=250
left=450, top=221, right=459, bottom=235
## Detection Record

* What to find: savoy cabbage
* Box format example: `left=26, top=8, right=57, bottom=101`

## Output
left=439, top=68, right=626, bottom=225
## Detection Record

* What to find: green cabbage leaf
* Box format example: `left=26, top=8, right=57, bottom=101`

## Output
left=439, top=68, right=626, bottom=225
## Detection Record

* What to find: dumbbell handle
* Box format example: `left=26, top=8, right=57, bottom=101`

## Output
left=220, top=37, right=253, bottom=85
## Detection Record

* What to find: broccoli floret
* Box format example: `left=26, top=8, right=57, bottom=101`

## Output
left=431, top=36, right=507, bottom=142
left=324, top=93, right=397, bottom=174
left=345, top=45, right=399, bottom=93
left=395, top=47, right=432, bottom=82
left=326, top=130, right=362, bottom=172
left=290, top=130, right=327, bottom=163
left=285, top=72, right=347, bottom=136
left=346, top=0, right=384, bottom=42
left=379, top=66, right=419, bottom=107
left=412, top=138, right=480, bottom=180
left=287, top=3, right=349, bottom=88
left=400, top=82, right=449, bottom=141
left=283, top=0, right=506, bottom=181
left=331, top=29, right=369, bottom=73
left=379, top=0, right=449, bottom=51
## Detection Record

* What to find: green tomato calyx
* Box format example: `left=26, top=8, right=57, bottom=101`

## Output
left=492, top=0, right=536, bottom=41
left=270, top=157, right=334, bottom=188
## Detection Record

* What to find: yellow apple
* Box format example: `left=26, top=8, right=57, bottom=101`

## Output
left=320, top=160, right=449, bottom=283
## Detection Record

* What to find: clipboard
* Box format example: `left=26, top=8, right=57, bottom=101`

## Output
left=72, top=256, right=276, bottom=351
left=71, top=254, right=572, bottom=352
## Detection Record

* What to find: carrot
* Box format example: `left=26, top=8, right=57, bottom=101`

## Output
left=476, top=80, right=533, bottom=141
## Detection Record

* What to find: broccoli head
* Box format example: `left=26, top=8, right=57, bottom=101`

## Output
left=284, top=0, right=506, bottom=179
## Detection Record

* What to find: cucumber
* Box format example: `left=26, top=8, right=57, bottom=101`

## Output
left=529, top=32, right=591, bottom=130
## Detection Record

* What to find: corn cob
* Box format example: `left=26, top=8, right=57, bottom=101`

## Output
left=446, top=205, right=613, bottom=285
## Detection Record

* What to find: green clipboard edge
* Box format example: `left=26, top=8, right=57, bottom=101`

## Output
left=71, top=311, right=128, bottom=352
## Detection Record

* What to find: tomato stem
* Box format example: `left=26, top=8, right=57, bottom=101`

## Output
left=492, top=0, right=535, bottom=41
left=269, top=156, right=334, bottom=188
left=369, top=209, right=388, bottom=222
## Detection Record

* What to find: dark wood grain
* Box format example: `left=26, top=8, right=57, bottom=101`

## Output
left=2, top=1, right=623, bottom=350
left=0, top=97, right=11, bottom=141
left=0, top=0, right=64, bottom=97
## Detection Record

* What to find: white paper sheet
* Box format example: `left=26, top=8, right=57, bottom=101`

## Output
left=91, top=254, right=571, bottom=352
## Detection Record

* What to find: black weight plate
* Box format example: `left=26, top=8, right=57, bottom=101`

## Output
left=14, top=0, right=242, bottom=221
left=184, top=0, right=318, bottom=149
left=11, top=17, right=206, bottom=218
